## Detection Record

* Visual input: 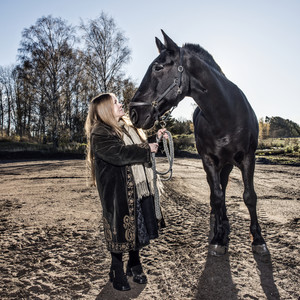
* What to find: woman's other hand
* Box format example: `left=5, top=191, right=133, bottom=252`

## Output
left=157, top=128, right=168, bottom=142
left=149, top=143, right=159, bottom=153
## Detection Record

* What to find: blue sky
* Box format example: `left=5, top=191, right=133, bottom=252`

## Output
left=0, top=0, right=299, bottom=124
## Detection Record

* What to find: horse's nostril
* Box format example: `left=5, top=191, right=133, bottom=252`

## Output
left=130, top=108, right=138, bottom=125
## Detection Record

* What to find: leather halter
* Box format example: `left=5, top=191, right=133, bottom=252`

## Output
left=129, top=49, right=184, bottom=121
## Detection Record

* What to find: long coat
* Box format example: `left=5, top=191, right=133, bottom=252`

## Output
left=91, top=122, right=152, bottom=253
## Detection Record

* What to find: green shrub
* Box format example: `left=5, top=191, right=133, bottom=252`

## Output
left=173, top=134, right=196, bottom=151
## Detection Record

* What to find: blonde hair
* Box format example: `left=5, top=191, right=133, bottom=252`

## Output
left=85, top=93, right=123, bottom=186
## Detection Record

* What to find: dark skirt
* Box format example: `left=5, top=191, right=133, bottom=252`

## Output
left=136, top=195, right=159, bottom=248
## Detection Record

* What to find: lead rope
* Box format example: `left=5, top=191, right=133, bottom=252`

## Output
left=151, top=130, right=174, bottom=219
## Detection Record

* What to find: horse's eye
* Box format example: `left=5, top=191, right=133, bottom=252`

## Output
left=153, top=63, right=164, bottom=72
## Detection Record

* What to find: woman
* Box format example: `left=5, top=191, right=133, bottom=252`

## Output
left=85, top=93, right=166, bottom=291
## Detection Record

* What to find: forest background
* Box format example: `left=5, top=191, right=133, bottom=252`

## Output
left=0, top=13, right=299, bottom=165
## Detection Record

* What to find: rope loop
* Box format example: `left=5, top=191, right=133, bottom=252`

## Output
left=151, top=130, right=174, bottom=219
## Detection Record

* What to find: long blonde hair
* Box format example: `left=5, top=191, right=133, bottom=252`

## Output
left=85, top=93, right=122, bottom=186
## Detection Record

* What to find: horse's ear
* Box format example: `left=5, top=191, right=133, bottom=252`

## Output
left=161, top=30, right=179, bottom=53
left=155, top=37, right=166, bottom=53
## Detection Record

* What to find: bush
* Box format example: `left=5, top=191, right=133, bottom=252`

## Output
left=173, top=134, right=196, bottom=152
left=285, top=147, right=293, bottom=154
left=58, top=142, right=87, bottom=154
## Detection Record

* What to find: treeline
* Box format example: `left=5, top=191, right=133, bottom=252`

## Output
left=259, top=116, right=300, bottom=139
left=1, top=13, right=299, bottom=149
left=162, top=116, right=300, bottom=138
left=0, top=13, right=136, bottom=148
left=162, top=117, right=193, bottom=135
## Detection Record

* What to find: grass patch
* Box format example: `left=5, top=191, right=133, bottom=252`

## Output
left=0, top=136, right=86, bottom=155
left=256, top=137, right=300, bottom=165
left=1, top=135, right=299, bottom=165
left=256, top=155, right=300, bottom=166
left=0, top=140, right=52, bottom=151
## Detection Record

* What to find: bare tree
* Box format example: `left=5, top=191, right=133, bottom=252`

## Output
left=18, top=15, right=76, bottom=147
left=13, top=62, right=40, bottom=138
left=80, top=12, right=131, bottom=94
left=122, top=78, right=137, bottom=113
left=1, top=13, right=133, bottom=145
left=0, top=65, right=16, bottom=136
left=0, top=89, right=3, bottom=136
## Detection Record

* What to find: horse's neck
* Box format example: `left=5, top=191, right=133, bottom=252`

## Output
left=188, top=58, right=233, bottom=124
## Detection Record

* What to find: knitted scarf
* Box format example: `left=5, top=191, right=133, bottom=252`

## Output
left=120, top=118, right=155, bottom=200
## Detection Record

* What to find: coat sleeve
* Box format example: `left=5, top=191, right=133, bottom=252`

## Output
left=92, top=132, right=151, bottom=166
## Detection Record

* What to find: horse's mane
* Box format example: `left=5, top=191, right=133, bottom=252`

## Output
left=183, top=43, right=224, bottom=75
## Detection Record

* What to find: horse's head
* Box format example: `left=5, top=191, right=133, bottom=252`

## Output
left=130, top=30, right=188, bottom=129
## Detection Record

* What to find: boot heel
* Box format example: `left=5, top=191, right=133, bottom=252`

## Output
left=109, top=266, right=131, bottom=291
left=126, top=263, right=147, bottom=284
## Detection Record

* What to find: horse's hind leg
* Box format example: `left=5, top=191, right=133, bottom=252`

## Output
left=240, top=154, right=269, bottom=255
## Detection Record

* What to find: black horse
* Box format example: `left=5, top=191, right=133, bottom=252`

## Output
left=129, top=30, right=269, bottom=256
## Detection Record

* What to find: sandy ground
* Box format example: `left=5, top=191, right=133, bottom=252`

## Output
left=0, top=158, right=299, bottom=299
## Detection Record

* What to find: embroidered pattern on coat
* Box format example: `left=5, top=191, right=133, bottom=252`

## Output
left=123, top=215, right=134, bottom=242
left=102, top=167, right=137, bottom=253
left=123, top=166, right=136, bottom=244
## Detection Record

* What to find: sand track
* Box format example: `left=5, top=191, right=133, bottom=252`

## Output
left=0, top=158, right=299, bottom=299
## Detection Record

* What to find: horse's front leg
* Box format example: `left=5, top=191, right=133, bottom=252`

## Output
left=240, top=154, right=269, bottom=255
left=203, top=156, right=230, bottom=256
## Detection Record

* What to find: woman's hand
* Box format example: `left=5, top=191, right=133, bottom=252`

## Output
left=157, top=128, right=168, bottom=142
left=149, top=143, right=159, bottom=153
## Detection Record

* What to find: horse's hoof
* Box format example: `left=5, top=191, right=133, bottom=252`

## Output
left=208, top=244, right=227, bottom=256
left=252, top=244, right=269, bottom=255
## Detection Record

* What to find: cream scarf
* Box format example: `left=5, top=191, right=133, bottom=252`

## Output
left=119, top=118, right=155, bottom=199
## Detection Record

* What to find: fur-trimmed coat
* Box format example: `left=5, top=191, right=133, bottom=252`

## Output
left=91, top=122, right=152, bottom=253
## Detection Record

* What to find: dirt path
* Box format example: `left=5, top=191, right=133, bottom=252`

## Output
left=0, top=158, right=299, bottom=299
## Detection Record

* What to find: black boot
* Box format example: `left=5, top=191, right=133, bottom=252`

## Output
left=126, top=250, right=147, bottom=284
left=126, top=263, right=147, bottom=284
left=109, top=265, right=131, bottom=291
left=110, top=252, right=130, bottom=291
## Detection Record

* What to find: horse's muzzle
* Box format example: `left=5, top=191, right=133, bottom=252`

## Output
left=130, top=108, right=139, bottom=126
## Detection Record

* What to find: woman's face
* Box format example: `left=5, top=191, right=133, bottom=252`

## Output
left=112, top=95, right=125, bottom=121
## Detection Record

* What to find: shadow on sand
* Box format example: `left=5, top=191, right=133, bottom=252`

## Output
left=196, top=216, right=280, bottom=300
left=196, top=215, right=238, bottom=300
left=253, top=252, right=280, bottom=299
left=196, top=251, right=238, bottom=300
left=96, top=279, right=146, bottom=300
